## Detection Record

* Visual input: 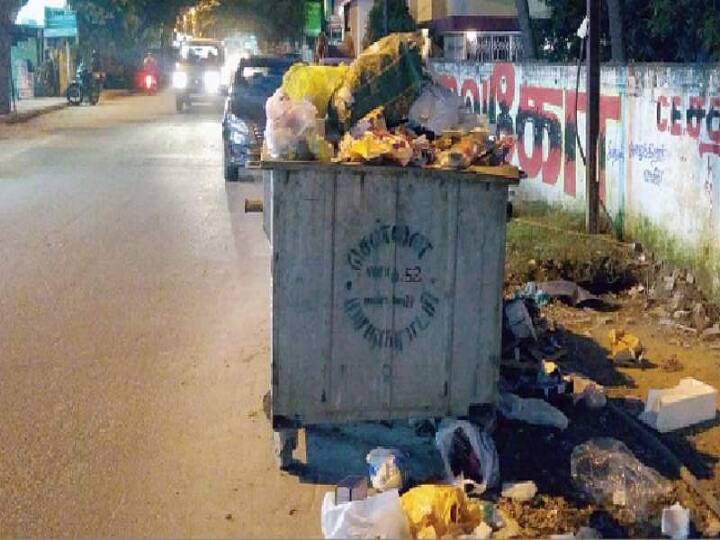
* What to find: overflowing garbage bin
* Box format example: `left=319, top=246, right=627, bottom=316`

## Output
left=262, top=162, right=518, bottom=467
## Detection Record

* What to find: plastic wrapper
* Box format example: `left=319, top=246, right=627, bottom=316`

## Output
left=436, top=138, right=480, bottom=169
left=401, top=485, right=483, bottom=539
left=265, top=89, right=325, bottom=161
left=435, top=419, right=499, bottom=494
left=409, top=85, right=463, bottom=135
left=366, top=448, right=407, bottom=492
left=282, top=64, right=349, bottom=118
left=337, top=131, right=413, bottom=166
left=570, top=437, right=672, bottom=518
left=321, top=489, right=411, bottom=539
left=498, top=392, right=569, bottom=430
left=329, top=33, right=425, bottom=133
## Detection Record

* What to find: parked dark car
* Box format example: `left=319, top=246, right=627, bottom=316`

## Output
left=222, top=54, right=299, bottom=181
left=173, top=39, right=227, bottom=112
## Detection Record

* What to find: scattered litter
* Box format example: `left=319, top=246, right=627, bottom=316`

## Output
left=702, top=324, right=720, bottom=341
left=568, top=375, right=607, bottom=409
left=517, top=282, right=551, bottom=307
left=504, top=299, right=537, bottom=340
left=501, top=481, right=538, bottom=502
left=570, top=438, right=671, bottom=518
left=608, top=329, right=643, bottom=365
left=498, top=392, right=569, bottom=430
left=435, top=419, right=499, bottom=493
left=660, top=354, right=684, bottom=372
left=550, top=527, right=602, bottom=540
left=639, top=377, right=718, bottom=432
left=535, top=280, right=602, bottom=308
left=401, top=485, right=483, bottom=539
left=661, top=502, right=690, bottom=540
left=366, top=448, right=407, bottom=492
left=321, top=489, right=411, bottom=539
left=335, top=476, right=368, bottom=504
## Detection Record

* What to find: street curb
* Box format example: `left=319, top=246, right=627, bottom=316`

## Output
left=0, top=103, right=68, bottom=125
left=0, top=89, right=134, bottom=125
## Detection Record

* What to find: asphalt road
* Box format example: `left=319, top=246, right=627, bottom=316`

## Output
left=0, top=94, right=325, bottom=537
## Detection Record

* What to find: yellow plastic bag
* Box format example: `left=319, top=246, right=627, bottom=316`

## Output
left=608, top=329, right=643, bottom=363
left=282, top=64, right=349, bottom=118
left=401, top=485, right=483, bottom=539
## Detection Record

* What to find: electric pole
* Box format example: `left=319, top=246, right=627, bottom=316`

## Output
left=586, top=0, right=601, bottom=234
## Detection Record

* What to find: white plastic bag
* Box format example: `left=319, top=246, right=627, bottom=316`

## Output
left=435, top=419, right=499, bottom=494
left=366, top=448, right=406, bottom=492
left=265, top=88, right=319, bottom=160
left=409, top=85, right=463, bottom=135
left=498, top=392, right=569, bottom=430
left=320, top=489, right=412, bottom=539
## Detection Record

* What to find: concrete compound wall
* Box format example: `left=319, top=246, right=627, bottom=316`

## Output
left=431, top=60, right=720, bottom=296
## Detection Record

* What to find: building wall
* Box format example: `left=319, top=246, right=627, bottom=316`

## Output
left=432, top=60, right=720, bottom=296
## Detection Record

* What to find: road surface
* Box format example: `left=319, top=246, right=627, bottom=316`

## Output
left=0, top=94, right=326, bottom=537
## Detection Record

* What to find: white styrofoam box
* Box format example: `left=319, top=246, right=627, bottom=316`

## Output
left=639, top=378, right=718, bottom=433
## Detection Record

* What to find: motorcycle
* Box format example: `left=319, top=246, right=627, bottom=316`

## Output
left=66, top=63, right=103, bottom=106
left=139, top=70, right=158, bottom=94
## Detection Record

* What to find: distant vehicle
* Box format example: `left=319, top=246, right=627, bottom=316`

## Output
left=221, top=54, right=299, bottom=181
left=172, top=38, right=227, bottom=112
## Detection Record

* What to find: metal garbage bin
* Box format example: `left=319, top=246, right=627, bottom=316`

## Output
left=262, top=162, right=518, bottom=467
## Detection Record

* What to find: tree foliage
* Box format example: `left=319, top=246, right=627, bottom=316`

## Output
left=208, top=0, right=308, bottom=44
left=363, top=0, right=416, bottom=49
left=534, top=0, right=720, bottom=62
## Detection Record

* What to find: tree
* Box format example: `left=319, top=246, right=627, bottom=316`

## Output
left=362, top=0, right=416, bottom=49
left=1, top=0, right=29, bottom=114
left=535, top=0, right=720, bottom=63
left=606, top=0, right=624, bottom=62
left=515, top=0, right=536, bottom=60
left=207, top=0, right=307, bottom=44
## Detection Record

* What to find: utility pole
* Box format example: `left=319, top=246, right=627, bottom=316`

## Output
left=586, top=0, right=601, bottom=234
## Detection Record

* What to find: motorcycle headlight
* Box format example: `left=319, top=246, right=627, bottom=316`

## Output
left=204, top=71, right=221, bottom=93
left=172, top=71, right=187, bottom=89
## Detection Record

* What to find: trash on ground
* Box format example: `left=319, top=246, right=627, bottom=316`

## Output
left=661, top=502, right=690, bottom=540
left=569, top=375, right=607, bottom=409
left=401, top=484, right=483, bottom=539
left=524, top=281, right=602, bottom=308
left=505, top=299, right=538, bottom=341
left=321, top=488, right=411, bottom=539
left=336, top=475, right=369, bottom=504
left=501, top=480, right=538, bottom=502
left=638, top=377, right=717, bottom=432
left=608, top=329, right=644, bottom=365
left=550, top=527, right=602, bottom=540
left=435, top=419, right=499, bottom=493
left=570, top=438, right=672, bottom=519
left=367, top=447, right=407, bottom=492
left=498, top=392, right=569, bottom=430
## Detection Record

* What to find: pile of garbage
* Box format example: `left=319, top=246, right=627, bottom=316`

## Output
left=263, top=32, right=519, bottom=178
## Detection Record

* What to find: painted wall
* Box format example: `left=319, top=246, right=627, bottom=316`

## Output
left=431, top=60, right=720, bottom=295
